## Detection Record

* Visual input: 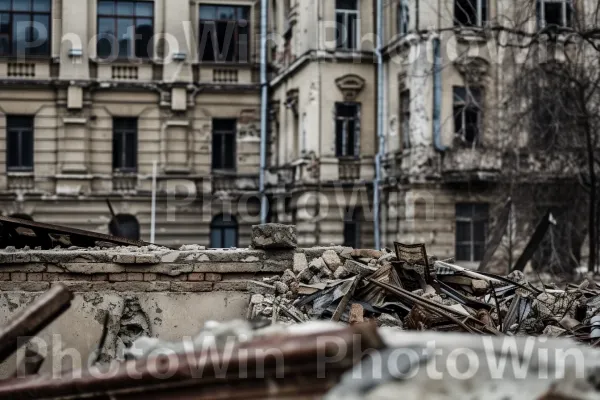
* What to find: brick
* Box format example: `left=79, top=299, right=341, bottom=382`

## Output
left=187, top=273, right=205, bottom=281
left=52, top=281, right=112, bottom=292
left=0, top=282, right=50, bottom=291
left=91, top=274, right=109, bottom=281
left=0, top=273, right=10, bottom=281
left=251, top=224, right=297, bottom=249
left=11, top=272, right=26, bottom=282
left=157, top=275, right=186, bottom=281
left=214, top=281, right=248, bottom=291
left=112, top=282, right=171, bottom=292
left=27, top=273, right=43, bottom=281
left=109, top=273, right=127, bottom=282
left=170, top=282, right=213, bottom=292
left=144, top=273, right=157, bottom=281
left=127, top=273, right=144, bottom=281
left=205, top=273, right=222, bottom=282
left=0, top=264, right=46, bottom=272
left=112, top=254, right=136, bottom=264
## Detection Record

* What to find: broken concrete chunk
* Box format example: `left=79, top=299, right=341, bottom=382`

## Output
left=281, top=269, right=297, bottom=285
left=297, top=267, right=315, bottom=284
left=250, top=294, right=265, bottom=304
left=321, top=250, right=342, bottom=271
left=274, top=281, right=289, bottom=295
left=471, top=280, right=489, bottom=295
left=293, top=253, right=308, bottom=273
left=344, top=259, right=377, bottom=276
left=251, top=224, right=297, bottom=249
left=542, top=325, right=567, bottom=337
left=377, top=313, right=404, bottom=329
left=308, top=257, right=326, bottom=273
left=334, top=266, right=351, bottom=280
left=247, top=280, right=276, bottom=295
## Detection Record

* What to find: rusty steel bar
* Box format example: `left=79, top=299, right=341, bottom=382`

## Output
left=0, top=284, right=73, bottom=363
left=0, top=323, right=383, bottom=400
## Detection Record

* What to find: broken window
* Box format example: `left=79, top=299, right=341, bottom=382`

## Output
left=210, top=214, right=238, bottom=248
left=7, top=115, right=34, bottom=172
left=455, top=203, right=488, bottom=262
left=336, top=0, right=359, bottom=50
left=400, top=89, right=411, bottom=149
left=0, top=0, right=51, bottom=57
left=454, top=0, right=487, bottom=27
left=536, top=0, right=573, bottom=28
left=199, top=4, right=250, bottom=62
left=397, top=0, right=409, bottom=35
left=343, top=207, right=361, bottom=248
left=212, top=118, right=237, bottom=171
left=453, top=86, right=483, bottom=145
left=97, top=0, right=154, bottom=59
left=112, top=117, right=138, bottom=172
left=335, top=102, right=360, bottom=157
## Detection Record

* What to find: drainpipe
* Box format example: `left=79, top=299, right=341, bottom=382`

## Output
left=374, top=0, right=384, bottom=249
left=259, top=0, right=269, bottom=224
left=432, top=36, right=446, bottom=152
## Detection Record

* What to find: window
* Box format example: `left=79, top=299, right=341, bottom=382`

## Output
left=336, top=0, right=359, bottom=50
left=97, top=0, right=154, bottom=60
left=455, top=203, right=488, bottom=262
left=397, top=0, right=409, bottom=36
left=7, top=115, right=33, bottom=172
left=210, top=214, right=238, bottom=248
left=112, top=117, right=138, bottom=172
left=400, top=89, right=411, bottom=149
left=335, top=102, right=360, bottom=157
left=343, top=207, right=361, bottom=248
left=453, top=87, right=483, bottom=145
left=454, top=0, right=487, bottom=27
left=212, top=118, right=236, bottom=170
left=0, top=0, right=51, bottom=57
left=537, top=0, right=573, bottom=28
left=199, top=5, right=250, bottom=62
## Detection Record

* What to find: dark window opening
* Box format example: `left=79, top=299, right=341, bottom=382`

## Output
left=453, top=87, right=483, bottom=145
left=343, top=207, right=361, bottom=248
left=400, top=89, right=411, bottom=149
left=112, top=117, right=138, bottom=172
left=335, top=0, right=358, bottom=50
left=455, top=203, right=488, bottom=262
left=454, top=0, right=487, bottom=27
left=537, top=0, right=572, bottom=28
left=7, top=115, right=34, bottom=172
left=212, top=118, right=236, bottom=171
left=398, top=0, right=409, bottom=35
left=199, top=5, right=250, bottom=62
left=335, top=102, right=360, bottom=157
left=97, top=0, right=154, bottom=60
left=210, top=214, right=238, bottom=248
left=0, top=0, right=51, bottom=57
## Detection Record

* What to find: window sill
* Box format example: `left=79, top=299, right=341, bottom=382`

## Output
left=90, top=57, right=157, bottom=65
left=192, top=61, right=252, bottom=67
left=455, top=27, right=488, bottom=43
left=113, top=171, right=138, bottom=176
left=212, top=169, right=238, bottom=176
left=7, top=171, right=34, bottom=177
left=0, top=56, right=52, bottom=62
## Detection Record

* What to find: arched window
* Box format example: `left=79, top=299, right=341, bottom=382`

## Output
left=210, top=214, right=238, bottom=248
left=109, top=214, right=140, bottom=241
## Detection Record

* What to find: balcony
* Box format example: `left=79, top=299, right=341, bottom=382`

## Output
left=211, top=172, right=259, bottom=193
left=338, top=157, right=361, bottom=181
left=441, top=148, right=503, bottom=182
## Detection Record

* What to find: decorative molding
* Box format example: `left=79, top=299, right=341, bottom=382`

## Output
left=285, top=88, right=299, bottom=115
left=335, top=74, right=366, bottom=101
left=454, top=56, right=490, bottom=85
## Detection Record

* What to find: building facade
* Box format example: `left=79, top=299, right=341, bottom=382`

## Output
left=0, top=0, right=593, bottom=268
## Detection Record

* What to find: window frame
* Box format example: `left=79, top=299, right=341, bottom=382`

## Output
left=335, top=0, right=360, bottom=51
left=400, top=89, right=411, bottom=149
left=454, top=0, right=487, bottom=27
left=453, top=86, right=483, bottom=145
left=537, top=0, right=573, bottom=28
left=0, top=0, right=52, bottom=58
left=335, top=102, right=361, bottom=158
left=96, top=0, right=155, bottom=61
left=112, top=117, right=138, bottom=173
left=455, top=203, right=488, bottom=262
left=198, top=4, right=251, bottom=63
left=397, top=0, right=409, bottom=36
left=210, top=214, right=238, bottom=248
left=211, top=118, right=237, bottom=171
left=6, top=115, right=34, bottom=172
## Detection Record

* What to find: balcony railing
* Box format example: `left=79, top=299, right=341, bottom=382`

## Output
left=338, top=157, right=361, bottom=180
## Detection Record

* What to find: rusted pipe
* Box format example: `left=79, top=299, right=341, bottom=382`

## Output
left=0, top=284, right=73, bottom=363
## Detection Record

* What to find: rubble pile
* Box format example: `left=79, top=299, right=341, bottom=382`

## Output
left=247, top=243, right=600, bottom=341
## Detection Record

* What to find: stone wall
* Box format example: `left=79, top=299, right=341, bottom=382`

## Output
left=0, top=240, right=350, bottom=377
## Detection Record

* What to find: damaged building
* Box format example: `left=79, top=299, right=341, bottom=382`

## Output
left=0, top=0, right=597, bottom=269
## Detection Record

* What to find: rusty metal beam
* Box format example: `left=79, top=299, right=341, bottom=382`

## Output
left=0, top=284, right=73, bottom=363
